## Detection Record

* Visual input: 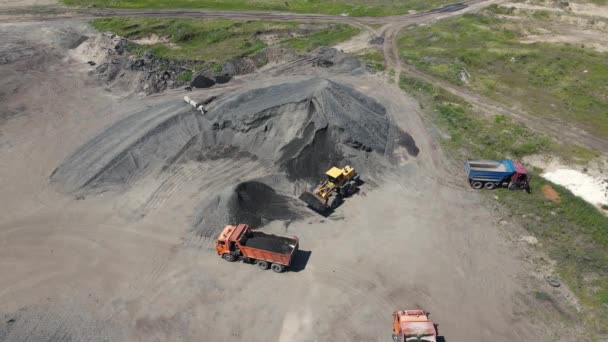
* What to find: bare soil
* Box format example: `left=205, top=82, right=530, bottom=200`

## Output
left=0, top=5, right=589, bottom=342
left=541, top=185, right=562, bottom=203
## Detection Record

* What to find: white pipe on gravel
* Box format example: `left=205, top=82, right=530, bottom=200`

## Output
left=184, top=96, right=207, bottom=115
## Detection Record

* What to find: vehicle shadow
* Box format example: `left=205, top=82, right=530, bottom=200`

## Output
left=437, top=336, right=447, bottom=342
left=289, top=250, right=312, bottom=272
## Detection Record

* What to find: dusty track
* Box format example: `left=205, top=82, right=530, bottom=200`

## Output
left=0, top=0, right=492, bottom=24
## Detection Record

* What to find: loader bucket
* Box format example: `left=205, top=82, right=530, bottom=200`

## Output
left=299, top=191, right=328, bottom=213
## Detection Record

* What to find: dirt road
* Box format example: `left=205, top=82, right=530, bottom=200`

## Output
left=0, top=0, right=492, bottom=23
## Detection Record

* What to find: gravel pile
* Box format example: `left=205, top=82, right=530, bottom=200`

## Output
left=51, top=77, right=418, bottom=229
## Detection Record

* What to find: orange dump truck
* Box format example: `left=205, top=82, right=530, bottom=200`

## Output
left=215, top=224, right=299, bottom=273
left=392, top=310, right=438, bottom=342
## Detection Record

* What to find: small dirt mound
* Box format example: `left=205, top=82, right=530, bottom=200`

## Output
left=541, top=185, right=561, bottom=203
left=190, top=74, right=215, bottom=88
left=229, top=181, right=302, bottom=226
left=193, top=180, right=306, bottom=237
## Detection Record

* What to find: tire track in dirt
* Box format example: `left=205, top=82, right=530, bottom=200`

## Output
left=0, top=1, right=496, bottom=25
left=311, top=263, right=399, bottom=341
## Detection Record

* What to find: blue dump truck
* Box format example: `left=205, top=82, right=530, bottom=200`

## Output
left=465, top=159, right=530, bottom=191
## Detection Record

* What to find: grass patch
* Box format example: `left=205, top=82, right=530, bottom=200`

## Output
left=356, top=48, right=385, bottom=72
left=398, top=11, right=608, bottom=137
left=177, top=70, right=193, bottom=82
left=282, top=25, right=360, bottom=52
left=399, top=75, right=553, bottom=159
left=400, top=74, right=608, bottom=331
left=496, top=176, right=608, bottom=330
left=533, top=290, right=552, bottom=302
left=91, top=18, right=358, bottom=63
left=63, top=0, right=457, bottom=16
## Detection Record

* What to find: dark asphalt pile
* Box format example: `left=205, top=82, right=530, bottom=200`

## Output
left=51, top=77, right=418, bottom=230
left=193, top=180, right=307, bottom=237
left=243, top=232, right=295, bottom=254
left=228, top=181, right=303, bottom=227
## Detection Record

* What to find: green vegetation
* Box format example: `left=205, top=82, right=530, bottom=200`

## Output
left=400, top=74, right=608, bottom=331
left=64, top=0, right=455, bottom=16
left=496, top=176, right=608, bottom=330
left=177, top=70, right=193, bottom=82
left=533, top=290, right=552, bottom=302
left=356, top=49, right=385, bottom=72
left=399, top=76, right=553, bottom=159
left=91, top=18, right=358, bottom=63
left=283, top=25, right=360, bottom=52
left=398, top=11, right=608, bottom=137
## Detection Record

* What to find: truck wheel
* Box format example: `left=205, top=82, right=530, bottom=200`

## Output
left=257, top=260, right=269, bottom=270
left=471, top=181, right=484, bottom=189
left=223, top=254, right=236, bottom=262
left=271, top=264, right=285, bottom=273
left=484, top=182, right=495, bottom=190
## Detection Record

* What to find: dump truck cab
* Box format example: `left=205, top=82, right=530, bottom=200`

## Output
left=392, top=310, right=437, bottom=342
left=508, top=160, right=530, bottom=190
left=215, top=224, right=241, bottom=256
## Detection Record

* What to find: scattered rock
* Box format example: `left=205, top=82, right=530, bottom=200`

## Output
left=520, top=235, right=538, bottom=245
left=314, top=59, right=334, bottom=68
left=499, top=220, right=509, bottom=226
left=494, top=195, right=499, bottom=200
left=87, top=61, right=96, bottom=66
left=547, top=278, right=561, bottom=288
left=369, top=36, right=384, bottom=45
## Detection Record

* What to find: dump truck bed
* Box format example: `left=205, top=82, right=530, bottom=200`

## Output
left=465, top=159, right=515, bottom=182
left=239, top=231, right=298, bottom=266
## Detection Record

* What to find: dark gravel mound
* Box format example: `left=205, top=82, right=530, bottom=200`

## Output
left=228, top=181, right=301, bottom=226
left=190, top=74, right=215, bottom=88
left=193, top=180, right=307, bottom=237
left=51, top=78, right=418, bottom=195
left=243, top=232, right=295, bottom=254
left=204, top=78, right=415, bottom=182
left=50, top=101, right=204, bottom=194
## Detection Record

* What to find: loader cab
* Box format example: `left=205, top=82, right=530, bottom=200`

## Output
left=326, top=167, right=345, bottom=186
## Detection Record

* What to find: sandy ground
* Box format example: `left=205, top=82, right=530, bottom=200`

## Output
left=0, top=0, right=57, bottom=7
left=0, top=19, right=580, bottom=342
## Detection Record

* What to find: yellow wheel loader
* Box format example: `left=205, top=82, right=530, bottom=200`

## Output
left=299, top=165, right=360, bottom=212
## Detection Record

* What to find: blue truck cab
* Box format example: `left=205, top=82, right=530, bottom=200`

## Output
left=465, top=159, right=530, bottom=191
